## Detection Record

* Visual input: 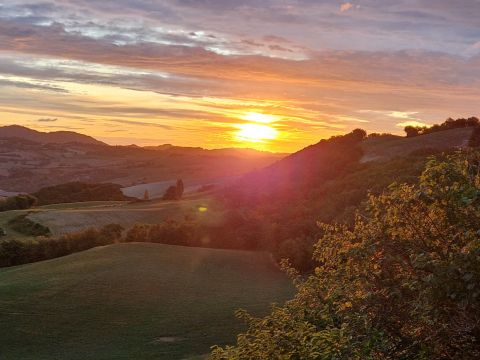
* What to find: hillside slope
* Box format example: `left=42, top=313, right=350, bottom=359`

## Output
left=0, top=243, right=293, bottom=360
left=361, top=127, right=474, bottom=162
left=0, top=125, right=104, bottom=145
left=226, top=129, right=366, bottom=203
left=0, top=127, right=284, bottom=193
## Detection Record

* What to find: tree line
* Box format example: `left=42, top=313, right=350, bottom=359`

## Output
left=0, top=224, right=123, bottom=267
left=405, top=116, right=479, bottom=137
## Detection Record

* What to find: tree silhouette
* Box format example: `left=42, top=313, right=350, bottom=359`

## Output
left=176, top=179, right=184, bottom=199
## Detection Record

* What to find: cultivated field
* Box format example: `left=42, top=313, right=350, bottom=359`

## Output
left=23, top=195, right=214, bottom=236
left=0, top=243, right=294, bottom=360
left=122, top=176, right=237, bottom=199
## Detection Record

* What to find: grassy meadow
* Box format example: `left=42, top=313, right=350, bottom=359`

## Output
left=0, top=243, right=294, bottom=360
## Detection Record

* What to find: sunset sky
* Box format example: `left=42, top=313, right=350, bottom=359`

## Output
left=0, top=0, right=479, bottom=152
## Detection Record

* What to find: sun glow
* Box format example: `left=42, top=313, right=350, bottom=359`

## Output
left=235, top=123, right=278, bottom=143
left=241, top=112, right=278, bottom=124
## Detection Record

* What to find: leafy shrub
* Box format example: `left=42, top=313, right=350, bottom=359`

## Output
left=0, top=223, right=124, bottom=267
left=210, top=150, right=480, bottom=359
left=8, top=214, right=51, bottom=236
left=162, top=179, right=185, bottom=200
left=33, top=182, right=132, bottom=205
left=0, top=194, right=38, bottom=212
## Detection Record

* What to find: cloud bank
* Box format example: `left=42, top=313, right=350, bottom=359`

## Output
left=0, top=0, right=479, bottom=151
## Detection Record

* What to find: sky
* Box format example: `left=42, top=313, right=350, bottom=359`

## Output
left=0, top=0, right=479, bottom=152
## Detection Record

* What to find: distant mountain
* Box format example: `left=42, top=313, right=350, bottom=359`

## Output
left=0, top=125, right=105, bottom=145
left=0, top=126, right=285, bottom=193
left=145, top=144, right=287, bottom=158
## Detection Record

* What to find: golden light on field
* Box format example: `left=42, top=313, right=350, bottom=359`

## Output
left=235, top=123, right=278, bottom=143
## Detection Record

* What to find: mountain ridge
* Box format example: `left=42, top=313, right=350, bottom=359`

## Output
left=0, top=125, right=105, bottom=146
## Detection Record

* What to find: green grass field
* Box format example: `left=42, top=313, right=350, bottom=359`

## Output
left=0, top=243, right=294, bottom=360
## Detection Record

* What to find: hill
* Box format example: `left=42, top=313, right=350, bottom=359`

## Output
left=0, top=125, right=104, bottom=145
left=224, top=129, right=366, bottom=205
left=0, top=126, right=284, bottom=193
left=0, top=243, right=293, bottom=360
left=213, top=126, right=478, bottom=269
left=361, top=127, right=474, bottom=162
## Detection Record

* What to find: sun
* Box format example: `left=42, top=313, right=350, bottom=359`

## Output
left=236, top=123, right=278, bottom=143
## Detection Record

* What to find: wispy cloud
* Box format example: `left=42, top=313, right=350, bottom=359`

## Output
left=37, top=117, right=58, bottom=122
left=0, top=1, right=478, bottom=151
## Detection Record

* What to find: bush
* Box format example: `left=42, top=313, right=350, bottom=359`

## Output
left=8, top=214, right=51, bottom=236
left=125, top=220, right=198, bottom=247
left=0, top=194, right=38, bottom=212
left=0, top=223, right=124, bottom=267
left=162, top=179, right=185, bottom=200
left=33, top=182, right=132, bottom=205
left=210, top=150, right=480, bottom=359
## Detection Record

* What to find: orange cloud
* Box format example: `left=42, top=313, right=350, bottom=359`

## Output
left=340, top=3, right=354, bottom=12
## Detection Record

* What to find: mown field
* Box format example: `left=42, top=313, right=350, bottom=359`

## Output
left=2, top=194, right=215, bottom=237
left=0, top=243, right=294, bottom=360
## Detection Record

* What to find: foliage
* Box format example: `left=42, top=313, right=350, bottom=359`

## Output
left=0, top=194, right=38, bottom=212
left=125, top=219, right=197, bottom=246
left=162, top=179, right=185, bottom=200
left=8, top=214, right=51, bottom=236
left=210, top=150, right=480, bottom=359
left=33, top=182, right=132, bottom=205
left=177, top=178, right=184, bottom=198
left=217, top=146, right=432, bottom=270
left=404, top=125, right=420, bottom=137
left=404, top=116, right=479, bottom=137
left=0, top=223, right=123, bottom=267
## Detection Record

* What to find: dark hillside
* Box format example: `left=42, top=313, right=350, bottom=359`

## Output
left=224, top=129, right=366, bottom=206
left=0, top=125, right=105, bottom=145
left=212, top=127, right=477, bottom=270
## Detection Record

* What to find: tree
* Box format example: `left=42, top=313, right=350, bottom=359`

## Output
left=162, top=185, right=178, bottom=200
left=0, top=194, right=38, bottom=212
left=210, top=150, right=480, bottom=359
left=349, top=128, right=367, bottom=142
left=162, top=179, right=184, bottom=200
left=176, top=179, right=184, bottom=199
left=404, top=125, right=420, bottom=137
left=99, top=223, right=124, bottom=244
